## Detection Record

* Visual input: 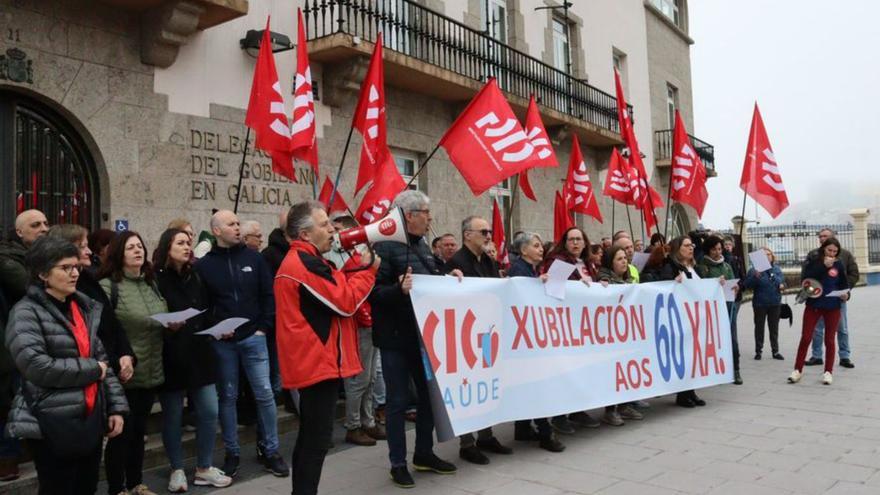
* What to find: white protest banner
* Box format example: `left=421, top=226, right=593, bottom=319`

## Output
left=410, top=276, right=733, bottom=440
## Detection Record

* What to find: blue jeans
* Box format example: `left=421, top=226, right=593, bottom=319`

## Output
left=812, top=302, right=850, bottom=359
left=213, top=333, right=279, bottom=456
left=160, top=384, right=219, bottom=470
left=381, top=347, right=434, bottom=467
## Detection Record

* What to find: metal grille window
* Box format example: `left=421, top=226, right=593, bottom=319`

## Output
left=1, top=92, right=99, bottom=232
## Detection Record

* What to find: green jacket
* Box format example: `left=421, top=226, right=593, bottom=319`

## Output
left=101, top=274, right=167, bottom=389
left=0, top=239, right=28, bottom=304
left=597, top=266, right=632, bottom=285
left=696, top=257, right=735, bottom=280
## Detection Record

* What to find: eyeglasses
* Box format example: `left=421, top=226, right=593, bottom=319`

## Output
left=54, top=263, right=80, bottom=276
left=467, top=229, right=492, bottom=237
left=682, top=243, right=695, bottom=248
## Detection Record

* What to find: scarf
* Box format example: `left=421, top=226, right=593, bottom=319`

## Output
left=69, top=301, right=97, bottom=415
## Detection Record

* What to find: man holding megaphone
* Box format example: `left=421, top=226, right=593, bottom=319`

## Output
left=274, top=201, right=380, bottom=495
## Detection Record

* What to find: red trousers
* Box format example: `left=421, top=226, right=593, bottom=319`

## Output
left=795, top=306, right=841, bottom=373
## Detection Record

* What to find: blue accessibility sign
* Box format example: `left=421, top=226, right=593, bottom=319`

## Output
left=115, top=219, right=129, bottom=233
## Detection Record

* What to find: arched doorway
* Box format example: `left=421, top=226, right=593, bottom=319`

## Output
left=0, top=89, right=101, bottom=234
left=666, top=203, right=692, bottom=239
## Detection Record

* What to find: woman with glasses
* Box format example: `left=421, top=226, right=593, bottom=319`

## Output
left=47, top=225, right=136, bottom=386
left=744, top=247, right=785, bottom=361
left=641, top=236, right=707, bottom=407
left=6, top=236, right=128, bottom=494
left=696, top=235, right=742, bottom=385
left=99, top=231, right=168, bottom=495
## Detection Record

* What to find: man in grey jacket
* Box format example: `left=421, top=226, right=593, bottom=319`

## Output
left=802, top=228, right=859, bottom=368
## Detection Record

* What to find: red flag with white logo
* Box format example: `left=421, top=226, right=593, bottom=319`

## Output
left=553, top=190, right=574, bottom=242
left=290, top=8, right=319, bottom=173
left=563, top=135, right=603, bottom=222
left=516, top=96, right=559, bottom=202
left=245, top=18, right=296, bottom=182
left=614, top=69, right=657, bottom=211
left=440, top=78, right=543, bottom=196
left=491, top=198, right=509, bottom=267
left=670, top=110, right=708, bottom=217
left=352, top=36, right=388, bottom=193
left=602, top=148, right=634, bottom=205
left=317, top=176, right=351, bottom=216
left=355, top=150, right=406, bottom=224
left=740, top=104, right=788, bottom=218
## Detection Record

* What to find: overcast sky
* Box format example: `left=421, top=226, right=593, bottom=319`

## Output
left=689, top=0, right=880, bottom=229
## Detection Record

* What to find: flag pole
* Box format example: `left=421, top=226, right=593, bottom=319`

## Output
left=625, top=205, right=634, bottom=238
left=507, top=176, right=520, bottom=235
left=738, top=190, right=748, bottom=259
left=405, top=143, right=440, bottom=189
left=328, top=126, right=355, bottom=209
left=611, top=200, right=616, bottom=237
left=233, top=127, right=252, bottom=214
left=663, top=171, right=674, bottom=239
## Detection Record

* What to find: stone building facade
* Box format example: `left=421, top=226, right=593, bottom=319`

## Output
left=0, top=0, right=713, bottom=248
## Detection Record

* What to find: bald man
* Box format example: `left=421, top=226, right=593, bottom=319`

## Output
left=0, top=210, right=49, bottom=303
left=194, top=210, right=289, bottom=478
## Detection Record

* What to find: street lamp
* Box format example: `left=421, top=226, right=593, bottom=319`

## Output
left=239, top=29, right=294, bottom=57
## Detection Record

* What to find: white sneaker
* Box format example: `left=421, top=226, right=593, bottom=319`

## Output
left=787, top=370, right=802, bottom=383
left=168, top=470, right=187, bottom=493
left=822, top=371, right=833, bottom=385
left=194, top=467, right=233, bottom=488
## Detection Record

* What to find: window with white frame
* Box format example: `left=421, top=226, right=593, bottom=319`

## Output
left=489, top=178, right=512, bottom=239
left=613, top=49, right=628, bottom=90
left=666, top=83, right=679, bottom=129
left=652, top=0, right=681, bottom=27
left=552, top=18, right=570, bottom=73
left=394, top=150, right=420, bottom=190
left=481, top=0, right=509, bottom=43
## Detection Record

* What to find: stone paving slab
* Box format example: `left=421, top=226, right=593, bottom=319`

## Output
left=215, top=285, right=880, bottom=494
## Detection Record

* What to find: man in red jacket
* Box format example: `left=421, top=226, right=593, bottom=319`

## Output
left=274, top=201, right=379, bottom=495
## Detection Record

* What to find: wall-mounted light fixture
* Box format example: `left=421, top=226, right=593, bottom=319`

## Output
left=239, top=29, right=294, bottom=57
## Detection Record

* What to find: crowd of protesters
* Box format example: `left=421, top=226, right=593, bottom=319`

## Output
left=0, top=198, right=859, bottom=494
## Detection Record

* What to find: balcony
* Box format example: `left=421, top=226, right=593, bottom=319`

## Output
left=303, top=0, right=629, bottom=147
left=654, top=129, right=716, bottom=177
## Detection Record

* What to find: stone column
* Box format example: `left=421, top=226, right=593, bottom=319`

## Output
left=731, top=215, right=748, bottom=259
left=850, top=208, right=870, bottom=280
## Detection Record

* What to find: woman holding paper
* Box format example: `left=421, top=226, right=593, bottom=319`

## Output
left=47, top=225, right=136, bottom=384
left=744, top=247, right=785, bottom=361
left=153, top=229, right=230, bottom=491
left=696, top=236, right=742, bottom=386
left=99, top=231, right=167, bottom=495
left=789, top=238, right=848, bottom=385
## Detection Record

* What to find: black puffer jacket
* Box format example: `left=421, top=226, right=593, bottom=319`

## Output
left=262, top=228, right=289, bottom=276
left=370, top=233, right=439, bottom=351
left=5, top=286, right=129, bottom=440
left=641, top=257, right=694, bottom=283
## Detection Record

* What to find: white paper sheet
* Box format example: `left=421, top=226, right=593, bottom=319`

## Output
left=195, top=318, right=249, bottom=340
left=748, top=249, right=772, bottom=272
left=826, top=289, right=850, bottom=298
left=545, top=259, right=576, bottom=300
left=722, top=278, right=740, bottom=302
left=632, top=252, right=651, bottom=272
left=149, top=308, right=205, bottom=327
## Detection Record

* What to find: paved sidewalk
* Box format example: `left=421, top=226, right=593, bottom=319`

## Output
left=218, top=285, right=880, bottom=495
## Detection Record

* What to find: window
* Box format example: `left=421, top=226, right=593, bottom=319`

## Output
left=394, top=150, right=420, bottom=190
left=489, top=178, right=512, bottom=237
left=666, top=83, right=679, bottom=129
left=552, top=18, right=570, bottom=73
left=481, top=0, right=509, bottom=43
left=613, top=49, right=628, bottom=89
left=652, top=0, right=681, bottom=27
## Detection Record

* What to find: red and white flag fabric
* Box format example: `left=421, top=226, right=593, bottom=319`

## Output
left=491, top=198, right=509, bottom=267
left=289, top=8, right=318, bottom=173
left=317, top=176, right=351, bottom=216
left=245, top=18, right=296, bottom=182
left=352, top=36, right=388, bottom=193
left=740, top=103, right=788, bottom=218
left=517, top=95, right=559, bottom=201
left=602, top=148, right=634, bottom=205
left=439, top=78, right=543, bottom=196
left=563, top=135, right=603, bottom=222
left=553, top=190, right=574, bottom=242
left=670, top=110, right=708, bottom=217
left=355, top=152, right=406, bottom=224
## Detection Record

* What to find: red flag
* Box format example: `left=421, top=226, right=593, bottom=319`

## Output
left=613, top=69, right=654, bottom=210
left=740, top=104, right=788, bottom=218
left=352, top=36, right=388, bottom=193
left=553, top=190, right=574, bottom=242
left=602, top=149, right=634, bottom=205
left=16, top=192, right=24, bottom=214
left=491, top=199, right=509, bottom=267
left=516, top=96, right=559, bottom=202
left=563, top=135, right=603, bottom=222
left=290, top=8, right=318, bottom=173
left=670, top=110, right=708, bottom=217
left=439, top=78, right=543, bottom=196
left=355, top=151, right=406, bottom=224
left=317, top=176, right=351, bottom=216
left=245, top=18, right=296, bottom=181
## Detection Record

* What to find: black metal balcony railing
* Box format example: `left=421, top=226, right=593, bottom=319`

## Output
left=654, top=129, right=715, bottom=172
left=303, top=0, right=630, bottom=135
